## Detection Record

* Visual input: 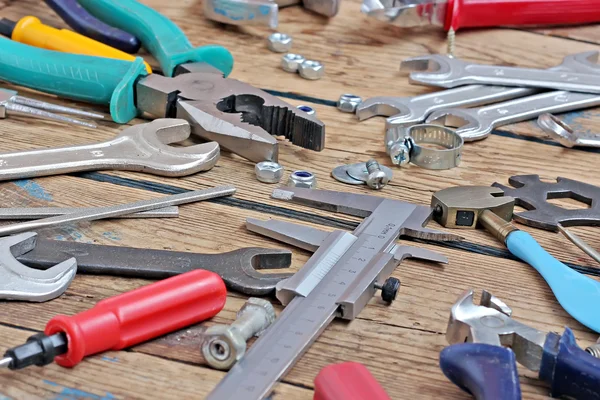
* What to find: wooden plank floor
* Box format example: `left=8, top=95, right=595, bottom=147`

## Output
left=1, top=1, right=600, bottom=399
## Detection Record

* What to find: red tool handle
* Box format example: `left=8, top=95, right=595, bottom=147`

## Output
left=313, top=362, right=391, bottom=400
left=444, top=0, right=600, bottom=31
left=45, top=269, right=227, bottom=367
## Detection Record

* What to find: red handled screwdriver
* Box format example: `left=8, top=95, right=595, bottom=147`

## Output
left=0, top=269, right=226, bottom=370
left=314, top=362, right=391, bottom=400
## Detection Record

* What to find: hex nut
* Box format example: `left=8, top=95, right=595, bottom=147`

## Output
left=296, top=105, right=316, bottom=116
left=281, top=53, right=306, bottom=72
left=298, top=60, right=325, bottom=80
left=255, top=161, right=284, bottom=184
left=267, top=33, right=292, bottom=53
left=337, top=94, right=363, bottom=113
left=287, top=170, right=317, bottom=189
left=201, top=325, right=247, bottom=370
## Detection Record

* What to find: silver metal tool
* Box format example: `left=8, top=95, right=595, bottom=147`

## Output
left=203, top=0, right=279, bottom=28
left=387, top=124, right=463, bottom=169
left=202, top=297, right=276, bottom=370
left=0, top=186, right=235, bottom=237
left=331, top=161, right=393, bottom=188
left=0, top=206, right=178, bottom=220
left=0, top=119, right=219, bottom=181
left=17, top=240, right=292, bottom=296
left=1, top=88, right=103, bottom=128
left=206, top=187, right=459, bottom=399
left=426, top=90, right=600, bottom=141
left=538, top=113, right=600, bottom=148
left=493, top=175, right=600, bottom=264
left=140, top=69, right=326, bottom=163
left=0, top=232, right=76, bottom=302
left=358, top=52, right=599, bottom=131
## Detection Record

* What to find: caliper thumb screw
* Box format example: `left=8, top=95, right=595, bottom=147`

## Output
left=375, top=277, right=401, bottom=304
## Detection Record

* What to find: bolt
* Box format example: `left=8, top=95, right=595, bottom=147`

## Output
left=365, top=159, right=389, bottom=190
left=201, top=298, right=276, bottom=370
left=389, top=140, right=411, bottom=166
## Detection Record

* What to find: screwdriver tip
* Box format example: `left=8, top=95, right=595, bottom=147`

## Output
left=0, top=357, right=12, bottom=369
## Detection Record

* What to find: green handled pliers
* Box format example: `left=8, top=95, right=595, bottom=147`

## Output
left=0, top=0, right=234, bottom=123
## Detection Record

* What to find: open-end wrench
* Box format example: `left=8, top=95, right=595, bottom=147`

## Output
left=0, top=119, right=219, bottom=181
left=402, top=54, right=600, bottom=93
left=417, top=52, right=600, bottom=141
left=360, top=52, right=600, bottom=126
left=0, top=232, right=77, bottom=302
left=17, top=240, right=293, bottom=296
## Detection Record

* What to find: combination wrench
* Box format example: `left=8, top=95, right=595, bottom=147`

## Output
left=17, top=240, right=293, bottom=296
left=402, top=53, right=600, bottom=94
left=360, top=53, right=600, bottom=126
left=421, top=54, right=600, bottom=141
left=0, top=118, right=220, bottom=181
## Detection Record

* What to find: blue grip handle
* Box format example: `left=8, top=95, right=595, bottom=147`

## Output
left=506, top=230, right=600, bottom=333
left=0, top=37, right=147, bottom=123
left=440, top=344, right=521, bottom=400
left=540, top=328, right=600, bottom=399
left=77, top=0, right=234, bottom=77
left=44, top=0, right=141, bottom=53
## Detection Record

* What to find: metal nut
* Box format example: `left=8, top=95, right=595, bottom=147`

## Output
left=298, top=60, right=324, bottom=80
left=337, top=94, right=362, bottom=113
left=296, top=105, right=315, bottom=116
left=287, top=170, right=317, bottom=189
left=267, top=33, right=292, bottom=53
left=255, top=161, right=284, bottom=184
left=281, top=53, right=305, bottom=72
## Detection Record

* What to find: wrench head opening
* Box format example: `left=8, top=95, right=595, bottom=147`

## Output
left=0, top=232, right=77, bottom=302
left=426, top=109, right=490, bottom=141
left=401, top=55, right=465, bottom=87
left=560, top=51, right=600, bottom=75
left=356, top=97, right=412, bottom=121
left=228, top=247, right=294, bottom=296
left=537, top=113, right=577, bottom=148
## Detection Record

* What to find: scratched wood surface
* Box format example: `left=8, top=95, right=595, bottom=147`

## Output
left=0, top=1, right=600, bottom=399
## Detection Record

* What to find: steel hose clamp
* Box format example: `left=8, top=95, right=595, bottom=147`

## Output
left=388, top=124, right=463, bottom=170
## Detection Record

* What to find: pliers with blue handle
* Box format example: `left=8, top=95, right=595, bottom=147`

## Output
left=44, top=0, right=141, bottom=54
left=441, top=289, right=600, bottom=400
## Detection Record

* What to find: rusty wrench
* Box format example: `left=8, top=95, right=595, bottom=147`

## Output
left=0, top=232, right=77, bottom=302
left=17, top=240, right=293, bottom=296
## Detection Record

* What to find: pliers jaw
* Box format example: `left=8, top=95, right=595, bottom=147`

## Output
left=136, top=70, right=326, bottom=163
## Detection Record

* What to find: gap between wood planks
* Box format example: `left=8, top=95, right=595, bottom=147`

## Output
left=73, top=171, right=600, bottom=278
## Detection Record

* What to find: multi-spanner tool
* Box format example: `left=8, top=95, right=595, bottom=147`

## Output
left=358, top=52, right=600, bottom=129
left=402, top=54, right=600, bottom=94
left=0, top=119, right=219, bottom=181
left=206, top=187, right=460, bottom=399
left=0, top=232, right=77, bottom=302
left=421, top=53, right=600, bottom=141
left=17, top=240, right=293, bottom=296
left=440, top=289, right=600, bottom=400
left=538, top=113, right=600, bottom=148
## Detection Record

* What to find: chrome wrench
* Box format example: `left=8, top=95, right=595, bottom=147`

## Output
left=0, top=118, right=220, bottom=181
left=402, top=54, right=600, bottom=94
left=421, top=53, right=600, bottom=141
left=538, top=113, right=600, bottom=148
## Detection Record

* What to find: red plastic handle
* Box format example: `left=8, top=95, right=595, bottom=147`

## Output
left=313, top=362, right=391, bottom=400
left=445, top=0, right=600, bottom=31
left=45, top=269, right=227, bottom=367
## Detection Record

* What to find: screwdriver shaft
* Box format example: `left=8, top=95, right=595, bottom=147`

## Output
left=4, top=102, right=97, bottom=128
left=0, top=357, right=11, bottom=368
left=11, top=95, right=105, bottom=119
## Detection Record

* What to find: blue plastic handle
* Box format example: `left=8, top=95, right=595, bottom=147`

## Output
left=44, top=0, right=141, bottom=53
left=506, top=230, right=600, bottom=333
left=77, top=0, right=233, bottom=77
left=440, top=343, right=521, bottom=400
left=540, top=328, right=600, bottom=399
left=0, top=37, right=147, bottom=123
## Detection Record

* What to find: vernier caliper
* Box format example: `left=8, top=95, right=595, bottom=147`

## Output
left=206, top=187, right=461, bottom=399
